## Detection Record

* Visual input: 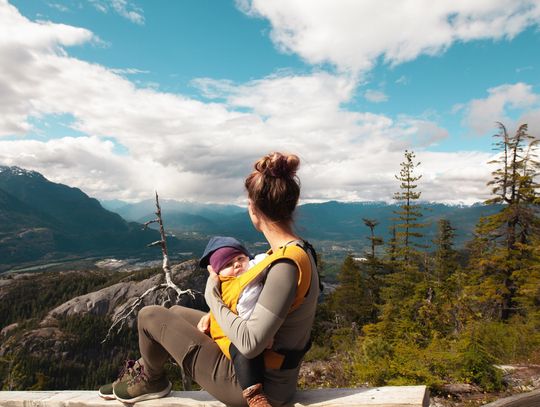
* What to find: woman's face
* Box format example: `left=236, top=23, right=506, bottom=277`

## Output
left=248, top=200, right=262, bottom=231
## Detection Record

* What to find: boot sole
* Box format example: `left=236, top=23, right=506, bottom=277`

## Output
left=113, top=381, right=172, bottom=404
left=97, top=391, right=116, bottom=400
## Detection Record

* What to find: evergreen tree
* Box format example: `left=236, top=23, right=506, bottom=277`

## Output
left=392, top=150, right=426, bottom=266
left=363, top=218, right=384, bottom=259
left=361, top=218, right=385, bottom=321
left=330, top=255, right=372, bottom=326
left=373, top=151, right=431, bottom=341
left=431, top=219, right=465, bottom=334
left=433, top=219, right=459, bottom=286
left=468, top=123, right=540, bottom=320
left=386, top=223, right=398, bottom=264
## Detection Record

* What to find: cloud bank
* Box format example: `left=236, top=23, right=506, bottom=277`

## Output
left=0, top=1, right=533, bottom=205
left=237, top=0, right=540, bottom=74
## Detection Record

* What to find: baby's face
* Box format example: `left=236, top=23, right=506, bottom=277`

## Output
left=218, top=254, right=249, bottom=277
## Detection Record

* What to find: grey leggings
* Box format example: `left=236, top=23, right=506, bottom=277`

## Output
left=137, top=305, right=245, bottom=407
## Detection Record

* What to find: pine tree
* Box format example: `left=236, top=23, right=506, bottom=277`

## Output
left=431, top=219, right=466, bottom=334
left=330, top=255, right=372, bottom=326
left=363, top=218, right=384, bottom=259
left=386, top=223, right=398, bottom=264
left=468, top=123, right=540, bottom=320
left=373, top=151, right=432, bottom=342
left=433, top=219, right=459, bottom=285
left=393, top=150, right=426, bottom=266
left=361, top=218, right=385, bottom=321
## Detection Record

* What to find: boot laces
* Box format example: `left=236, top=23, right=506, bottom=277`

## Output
left=117, top=359, right=137, bottom=380
left=129, top=363, right=149, bottom=385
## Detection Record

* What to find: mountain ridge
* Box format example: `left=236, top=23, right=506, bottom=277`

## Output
left=0, top=166, right=203, bottom=271
left=0, top=165, right=499, bottom=269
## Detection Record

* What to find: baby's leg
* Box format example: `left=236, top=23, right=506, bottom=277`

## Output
left=229, top=343, right=271, bottom=406
left=229, top=343, right=265, bottom=389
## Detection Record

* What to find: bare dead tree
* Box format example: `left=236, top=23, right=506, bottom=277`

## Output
left=102, top=191, right=198, bottom=343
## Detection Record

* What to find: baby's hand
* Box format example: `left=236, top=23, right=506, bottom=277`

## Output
left=266, top=338, right=274, bottom=349
left=197, top=312, right=211, bottom=334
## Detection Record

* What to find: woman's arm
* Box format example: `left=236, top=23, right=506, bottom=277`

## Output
left=205, top=260, right=298, bottom=358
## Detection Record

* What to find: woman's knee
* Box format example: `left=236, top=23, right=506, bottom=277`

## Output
left=169, top=305, right=205, bottom=326
left=138, top=305, right=165, bottom=325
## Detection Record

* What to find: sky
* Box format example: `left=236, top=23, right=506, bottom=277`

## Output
left=0, top=0, right=539, bottom=205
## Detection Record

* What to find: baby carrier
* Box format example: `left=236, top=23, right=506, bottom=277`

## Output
left=209, top=241, right=317, bottom=369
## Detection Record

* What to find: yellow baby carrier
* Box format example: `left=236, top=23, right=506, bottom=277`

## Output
left=209, top=242, right=314, bottom=369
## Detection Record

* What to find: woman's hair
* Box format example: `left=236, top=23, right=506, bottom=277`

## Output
left=245, top=152, right=300, bottom=223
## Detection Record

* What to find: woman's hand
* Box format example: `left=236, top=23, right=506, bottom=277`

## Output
left=207, top=265, right=219, bottom=282
left=197, top=312, right=211, bottom=334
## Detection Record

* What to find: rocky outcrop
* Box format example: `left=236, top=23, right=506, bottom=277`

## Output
left=41, top=260, right=208, bottom=327
left=0, top=260, right=209, bottom=361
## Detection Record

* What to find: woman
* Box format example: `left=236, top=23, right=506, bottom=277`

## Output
left=99, top=152, right=320, bottom=406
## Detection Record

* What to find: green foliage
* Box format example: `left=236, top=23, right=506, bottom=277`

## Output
left=392, top=150, right=426, bottom=265
left=303, top=344, right=333, bottom=362
left=470, top=318, right=540, bottom=363
left=352, top=336, right=453, bottom=389
left=328, top=255, right=373, bottom=326
left=457, top=330, right=503, bottom=392
left=311, top=136, right=540, bottom=394
left=468, top=123, right=540, bottom=320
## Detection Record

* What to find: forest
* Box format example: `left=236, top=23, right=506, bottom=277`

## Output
left=311, top=123, right=540, bottom=392
left=1, top=123, right=539, bottom=401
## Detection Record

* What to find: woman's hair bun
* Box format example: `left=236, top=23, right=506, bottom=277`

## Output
left=255, top=152, right=300, bottom=179
left=245, top=152, right=301, bottom=222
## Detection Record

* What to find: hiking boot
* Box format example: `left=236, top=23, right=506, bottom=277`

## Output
left=113, top=364, right=172, bottom=404
left=242, top=383, right=272, bottom=407
left=98, top=359, right=141, bottom=400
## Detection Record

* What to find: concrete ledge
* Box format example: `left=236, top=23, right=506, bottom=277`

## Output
left=0, top=386, right=429, bottom=406
left=483, top=388, right=540, bottom=407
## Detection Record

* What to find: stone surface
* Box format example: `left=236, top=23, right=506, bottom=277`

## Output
left=0, top=386, right=429, bottom=407
left=483, top=388, right=540, bottom=407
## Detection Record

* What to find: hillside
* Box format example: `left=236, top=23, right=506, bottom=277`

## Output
left=0, top=166, right=202, bottom=271
left=0, top=261, right=207, bottom=390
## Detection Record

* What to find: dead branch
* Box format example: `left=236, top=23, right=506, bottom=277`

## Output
left=102, top=191, right=199, bottom=343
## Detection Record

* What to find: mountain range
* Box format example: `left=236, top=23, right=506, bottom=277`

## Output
left=1, top=166, right=500, bottom=271
left=107, top=197, right=499, bottom=249
left=0, top=166, right=201, bottom=271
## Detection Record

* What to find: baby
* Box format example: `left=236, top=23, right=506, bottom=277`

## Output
left=199, top=236, right=270, bottom=407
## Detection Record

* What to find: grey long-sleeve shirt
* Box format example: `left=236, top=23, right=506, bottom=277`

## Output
left=205, top=246, right=320, bottom=404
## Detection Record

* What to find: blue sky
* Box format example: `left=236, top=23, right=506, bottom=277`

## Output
left=1, top=0, right=539, bottom=204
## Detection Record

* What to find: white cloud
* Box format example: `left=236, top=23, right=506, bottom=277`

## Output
left=518, top=109, right=540, bottom=139
left=110, top=68, right=150, bottom=75
left=464, top=83, right=539, bottom=134
left=238, top=0, right=540, bottom=75
left=397, top=118, right=449, bottom=148
left=395, top=75, right=409, bottom=85
left=89, top=0, right=144, bottom=24
left=364, top=89, right=388, bottom=103
left=0, top=1, right=498, bottom=204
left=47, top=3, right=69, bottom=13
